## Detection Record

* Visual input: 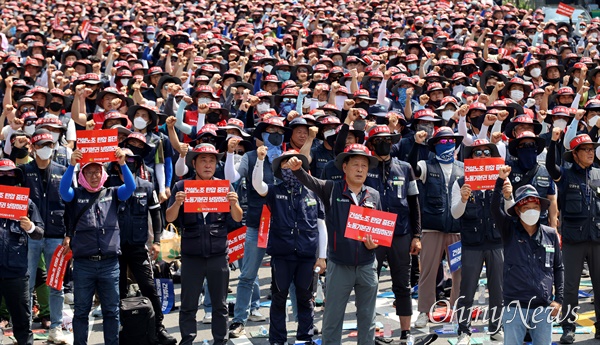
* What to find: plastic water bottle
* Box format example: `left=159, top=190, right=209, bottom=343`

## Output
left=383, top=313, right=392, bottom=338
left=482, top=326, right=491, bottom=345
left=452, top=313, right=459, bottom=334
left=316, top=278, right=324, bottom=305
left=406, top=334, right=415, bottom=345
left=202, top=340, right=209, bottom=345
left=259, top=325, right=268, bottom=336
left=478, top=283, right=486, bottom=305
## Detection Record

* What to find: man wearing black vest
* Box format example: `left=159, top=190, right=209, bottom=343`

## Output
left=289, top=144, right=381, bottom=345
left=546, top=128, right=600, bottom=344
left=363, top=125, right=422, bottom=341
left=409, top=127, right=464, bottom=328
left=105, top=149, right=176, bottom=345
left=21, top=129, right=68, bottom=344
left=166, top=144, right=243, bottom=345
left=451, top=139, right=504, bottom=344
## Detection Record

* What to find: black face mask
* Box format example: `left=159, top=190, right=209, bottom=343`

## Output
left=547, top=77, right=561, bottom=84
left=0, top=176, right=17, bottom=186
left=11, top=146, right=29, bottom=159
left=126, top=162, right=139, bottom=175
left=13, top=91, right=25, bottom=100
left=127, top=145, right=146, bottom=158
left=429, top=99, right=441, bottom=108
left=267, top=132, right=283, bottom=146
left=443, top=68, right=455, bottom=79
left=485, top=85, right=495, bottom=95
left=206, top=112, right=221, bottom=124
left=374, top=141, right=391, bottom=156
left=355, top=102, right=370, bottom=111
left=48, top=102, right=63, bottom=112
left=36, top=107, right=45, bottom=116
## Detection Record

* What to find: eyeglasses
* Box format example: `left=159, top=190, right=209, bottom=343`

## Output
left=234, top=150, right=245, bottom=155
left=20, top=106, right=36, bottom=113
left=473, top=149, right=491, bottom=157
left=34, top=142, right=54, bottom=149
left=577, top=147, right=595, bottom=153
left=517, top=142, right=537, bottom=149
left=282, top=98, right=297, bottom=103
left=24, top=119, right=37, bottom=126
left=200, top=136, right=217, bottom=144
left=438, top=138, right=455, bottom=144
left=84, top=170, right=102, bottom=177
left=266, top=128, right=285, bottom=135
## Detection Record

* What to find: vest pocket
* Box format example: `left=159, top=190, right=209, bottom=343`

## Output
left=564, top=192, right=583, bottom=214
left=71, top=228, right=96, bottom=257
left=209, top=227, right=227, bottom=255
left=8, top=227, right=27, bottom=268
left=131, top=216, right=148, bottom=244
left=180, top=230, right=202, bottom=256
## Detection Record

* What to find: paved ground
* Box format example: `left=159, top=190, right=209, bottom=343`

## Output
left=6, top=256, right=599, bottom=344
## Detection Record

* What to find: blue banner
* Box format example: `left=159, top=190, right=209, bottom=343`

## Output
left=155, top=278, right=175, bottom=314
left=448, top=241, right=462, bottom=273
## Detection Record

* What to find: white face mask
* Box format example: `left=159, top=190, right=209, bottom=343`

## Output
left=264, top=65, right=274, bottom=73
left=335, top=95, right=348, bottom=110
left=547, top=37, right=557, bottom=43
left=359, top=40, right=369, bottom=48
left=589, top=115, right=600, bottom=128
left=256, top=102, right=270, bottom=114
left=530, top=68, right=541, bottom=78
left=547, top=59, right=557, bottom=65
left=554, top=118, right=567, bottom=130
left=391, top=41, right=401, bottom=48
left=324, top=129, right=336, bottom=139
left=324, top=27, right=333, bottom=34
left=36, top=146, right=53, bottom=160
left=120, top=78, right=130, bottom=86
left=51, top=132, right=60, bottom=143
left=134, top=117, right=148, bottom=130
left=318, top=100, right=327, bottom=107
left=442, top=110, right=455, bottom=121
left=502, top=64, right=511, bottom=71
left=573, top=77, right=580, bottom=85
left=198, top=97, right=211, bottom=105
left=453, top=85, right=466, bottom=97
left=408, top=63, right=418, bottom=71
left=24, top=125, right=35, bottom=135
left=510, top=90, right=524, bottom=102
left=519, top=209, right=540, bottom=226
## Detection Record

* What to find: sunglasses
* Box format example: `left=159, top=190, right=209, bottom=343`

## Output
left=473, top=149, right=491, bottom=157
left=200, top=136, right=217, bottom=144
left=438, top=138, right=455, bottom=144
left=372, top=137, right=392, bottom=144
left=517, top=142, right=537, bottom=149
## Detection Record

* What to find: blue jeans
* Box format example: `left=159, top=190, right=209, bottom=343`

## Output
left=203, top=280, right=212, bottom=312
left=72, top=258, right=120, bottom=345
left=233, top=226, right=265, bottom=324
left=502, top=303, right=553, bottom=345
left=27, top=238, right=65, bottom=329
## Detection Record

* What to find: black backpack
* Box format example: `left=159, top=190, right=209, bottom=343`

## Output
left=119, top=296, right=157, bottom=345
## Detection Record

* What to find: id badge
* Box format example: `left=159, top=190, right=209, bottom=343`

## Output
left=306, top=198, right=317, bottom=207
left=392, top=178, right=405, bottom=199
left=544, top=245, right=555, bottom=268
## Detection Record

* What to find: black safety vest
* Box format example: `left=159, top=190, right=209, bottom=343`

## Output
left=457, top=177, right=501, bottom=247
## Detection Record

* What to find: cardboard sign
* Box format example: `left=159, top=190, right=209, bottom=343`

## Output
left=155, top=278, right=175, bottom=314
left=556, top=2, right=575, bottom=17
left=448, top=241, right=462, bottom=273
left=344, top=205, right=397, bottom=247
left=464, top=158, right=505, bottom=191
left=46, top=245, right=72, bottom=290
left=227, top=226, right=247, bottom=263
left=257, top=205, right=271, bottom=248
left=76, top=129, right=119, bottom=163
left=183, top=180, right=230, bottom=213
left=0, top=186, right=30, bottom=220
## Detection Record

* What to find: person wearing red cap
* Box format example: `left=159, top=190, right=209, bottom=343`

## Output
left=59, top=147, right=136, bottom=345
left=166, top=143, right=242, bottom=345
left=547, top=128, right=600, bottom=343
left=0, top=157, right=44, bottom=345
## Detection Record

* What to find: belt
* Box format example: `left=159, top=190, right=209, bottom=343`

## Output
left=87, top=255, right=116, bottom=261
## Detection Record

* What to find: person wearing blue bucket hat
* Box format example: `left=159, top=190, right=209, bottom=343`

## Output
left=492, top=165, right=562, bottom=345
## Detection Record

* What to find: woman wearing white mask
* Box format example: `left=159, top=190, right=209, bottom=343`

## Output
left=500, top=77, right=532, bottom=105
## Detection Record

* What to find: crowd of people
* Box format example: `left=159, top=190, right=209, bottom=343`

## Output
left=2, top=0, right=600, bottom=344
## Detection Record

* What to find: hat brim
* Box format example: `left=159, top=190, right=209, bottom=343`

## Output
left=0, top=165, right=23, bottom=184
left=507, top=136, right=546, bottom=157
left=367, top=132, right=401, bottom=145
left=479, top=70, right=509, bottom=93
left=334, top=152, right=379, bottom=171
left=507, top=196, right=550, bottom=217
left=253, top=121, right=291, bottom=141
left=272, top=154, right=310, bottom=179
left=504, top=120, right=543, bottom=139
left=121, top=137, right=153, bottom=157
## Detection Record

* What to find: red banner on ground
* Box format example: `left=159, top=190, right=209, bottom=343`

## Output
left=183, top=180, right=230, bottom=213
left=46, top=245, right=72, bottom=290
left=227, top=226, right=247, bottom=263
left=76, top=129, right=119, bottom=163
left=257, top=205, right=271, bottom=248
left=0, top=186, right=30, bottom=220
left=464, top=158, right=505, bottom=191
left=344, top=205, right=397, bottom=247
left=556, top=2, right=575, bottom=17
